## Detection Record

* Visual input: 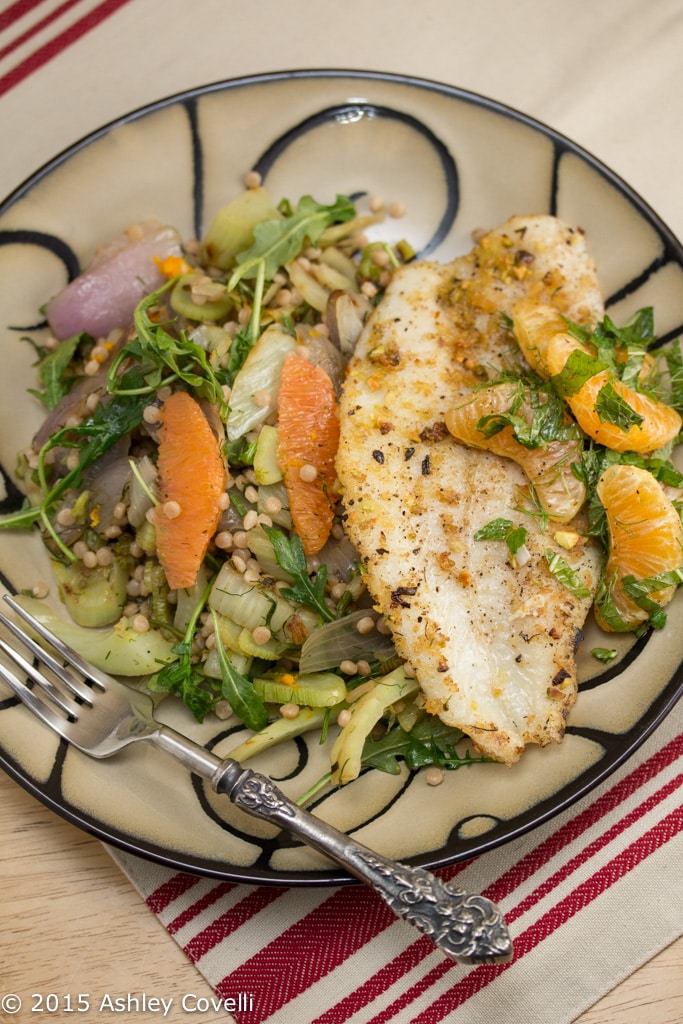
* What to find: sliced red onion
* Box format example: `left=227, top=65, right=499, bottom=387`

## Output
left=45, top=223, right=183, bottom=340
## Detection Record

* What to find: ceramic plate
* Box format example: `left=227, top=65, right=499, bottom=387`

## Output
left=0, top=70, right=682, bottom=885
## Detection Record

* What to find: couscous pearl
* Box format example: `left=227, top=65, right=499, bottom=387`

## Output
left=143, top=405, right=161, bottom=424
left=85, top=392, right=100, bottom=413
left=263, top=496, right=283, bottom=515
left=66, top=452, right=80, bottom=471
left=163, top=500, right=182, bottom=520
left=124, top=602, right=139, bottom=618
left=340, top=660, right=357, bottom=676
left=243, top=566, right=260, bottom=584
left=369, top=195, right=384, bottom=212
left=217, top=491, right=230, bottom=510
left=388, top=200, right=406, bottom=218
left=113, top=502, right=127, bottom=521
left=244, top=485, right=259, bottom=504
left=132, top=614, right=150, bottom=633
left=337, top=709, right=352, bottom=727
left=126, top=580, right=141, bottom=597
left=244, top=170, right=262, bottom=189
left=56, top=508, right=76, bottom=527
left=129, top=542, right=143, bottom=558
left=243, top=509, right=259, bottom=531
left=213, top=699, right=234, bottom=720
left=356, top=660, right=372, bottom=676
left=276, top=289, right=293, bottom=307
left=330, top=582, right=346, bottom=601
left=157, top=386, right=173, bottom=402
left=257, top=513, right=273, bottom=528
left=232, top=554, right=247, bottom=573
left=104, top=525, right=122, bottom=539
left=280, top=703, right=300, bottom=720
left=425, top=767, right=445, bottom=787
left=96, top=547, right=113, bottom=566
left=204, top=632, right=216, bottom=649
left=355, top=615, right=375, bottom=635
left=299, top=464, right=318, bottom=483
left=31, top=580, right=49, bottom=599
left=82, top=551, right=98, bottom=569
left=84, top=359, right=100, bottom=376
left=72, top=540, right=88, bottom=559
left=253, top=390, right=271, bottom=409
left=214, top=531, right=234, bottom=550
left=252, top=626, right=271, bottom=645
left=145, top=506, right=157, bottom=524
left=233, top=530, right=249, bottom=549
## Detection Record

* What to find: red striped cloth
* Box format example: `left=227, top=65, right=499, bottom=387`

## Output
left=109, top=707, right=683, bottom=1024
left=0, top=0, right=134, bottom=98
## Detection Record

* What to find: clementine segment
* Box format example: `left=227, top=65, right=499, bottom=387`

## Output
left=595, top=463, right=683, bottom=630
left=277, top=355, right=340, bottom=555
left=445, top=382, right=585, bottom=522
left=545, top=332, right=682, bottom=453
left=155, top=391, right=227, bottom=590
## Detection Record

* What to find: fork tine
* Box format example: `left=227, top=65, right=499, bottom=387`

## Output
left=0, top=607, right=95, bottom=704
left=0, top=632, right=84, bottom=718
left=0, top=643, right=82, bottom=741
left=3, top=595, right=115, bottom=688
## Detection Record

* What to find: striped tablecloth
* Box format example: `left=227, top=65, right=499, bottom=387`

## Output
left=110, top=710, right=682, bottom=1024
left=2, top=3, right=683, bottom=1023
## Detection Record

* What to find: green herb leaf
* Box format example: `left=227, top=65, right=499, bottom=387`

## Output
left=475, top=517, right=528, bottom=560
left=33, top=333, right=91, bottom=409
left=594, top=381, right=644, bottom=430
left=551, top=348, right=607, bottom=398
left=361, top=717, right=494, bottom=775
left=544, top=549, right=592, bottom=599
left=262, top=526, right=336, bottom=622
left=228, top=194, right=355, bottom=289
left=209, top=608, right=268, bottom=731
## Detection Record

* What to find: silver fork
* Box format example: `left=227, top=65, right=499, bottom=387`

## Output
left=0, top=593, right=512, bottom=965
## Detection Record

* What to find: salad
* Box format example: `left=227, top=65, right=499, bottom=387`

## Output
left=1, top=185, right=490, bottom=798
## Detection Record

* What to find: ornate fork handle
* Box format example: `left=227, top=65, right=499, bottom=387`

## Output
left=213, top=761, right=513, bottom=965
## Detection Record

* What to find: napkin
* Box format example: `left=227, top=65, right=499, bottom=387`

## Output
left=109, top=705, right=682, bottom=1024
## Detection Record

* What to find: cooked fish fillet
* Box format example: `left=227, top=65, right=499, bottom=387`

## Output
left=336, top=215, right=604, bottom=764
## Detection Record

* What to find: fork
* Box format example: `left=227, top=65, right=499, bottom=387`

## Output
left=0, top=593, right=512, bottom=965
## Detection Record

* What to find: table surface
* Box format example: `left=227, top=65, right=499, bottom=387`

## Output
left=0, top=771, right=681, bottom=1024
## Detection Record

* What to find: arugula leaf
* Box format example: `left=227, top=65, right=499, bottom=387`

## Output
left=107, top=280, right=230, bottom=413
left=209, top=608, right=268, bottom=731
left=228, top=194, right=355, bottom=289
left=262, top=525, right=336, bottom=622
left=361, top=717, right=495, bottom=775
left=148, top=577, right=218, bottom=721
left=150, top=646, right=216, bottom=722
left=594, top=382, right=644, bottom=430
left=30, top=332, right=91, bottom=410
left=544, top=549, right=592, bottom=599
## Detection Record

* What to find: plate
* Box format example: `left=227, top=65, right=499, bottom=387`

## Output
left=0, top=70, right=682, bottom=885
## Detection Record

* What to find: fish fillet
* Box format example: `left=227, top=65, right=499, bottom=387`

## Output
left=336, top=216, right=604, bottom=763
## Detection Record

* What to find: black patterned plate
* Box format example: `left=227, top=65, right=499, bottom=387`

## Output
left=0, top=71, right=681, bottom=884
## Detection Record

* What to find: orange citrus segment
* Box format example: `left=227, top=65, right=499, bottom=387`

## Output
left=445, top=382, right=586, bottom=522
left=595, top=463, right=683, bottom=630
left=513, top=300, right=570, bottom=376
left=277, top=355, right=340, bottom=555
left=155, top=391, right=227, bottom=591
left=545, top=333, right=682, bottom=453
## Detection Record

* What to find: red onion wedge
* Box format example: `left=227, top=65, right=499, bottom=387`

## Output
left=45, top=223, right=183, bottom=340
